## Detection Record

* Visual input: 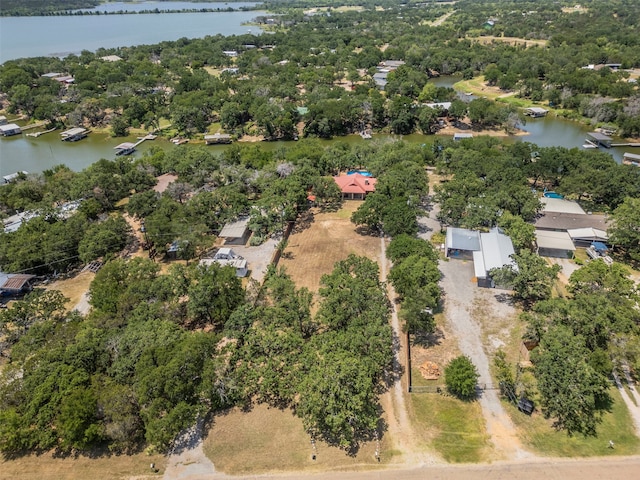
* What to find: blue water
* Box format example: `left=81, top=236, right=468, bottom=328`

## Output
left=544, top=192, right=564, bottom=199
left=347, top=170, right=373, bottom=176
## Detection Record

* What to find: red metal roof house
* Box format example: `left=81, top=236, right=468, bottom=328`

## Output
left=333, top=173, right=377, bottom=200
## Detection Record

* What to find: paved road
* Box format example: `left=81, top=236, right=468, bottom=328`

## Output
left=159, top=456, right=640, bottom=480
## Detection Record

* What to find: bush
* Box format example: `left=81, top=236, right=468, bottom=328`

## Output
left=444, top=355, right=479, bottom=400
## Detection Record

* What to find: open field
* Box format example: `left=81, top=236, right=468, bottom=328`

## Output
left=279, top=201, right=382, bottom=293
left=203, top=403, right=398, bottom=475
left=470, top=36, right=548, bottom=48
left=408, top=392, right=491, bottom=463
left=0, top=450, right=166, bottom=480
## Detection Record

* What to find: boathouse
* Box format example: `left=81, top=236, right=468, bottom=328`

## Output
left=623, top=152, right=640, bottom=166
left=205, top=133, right=232, bottom=144
left=524, top=107, right=548, bottom=118
left=453, top=133, right=473, bottom=141
left=61, top=127, right=88, bottom=141
left=3, top=171, right=27, bottom=183
left=0, top=123, right=22, bottom=136
left=114, top=142, right=136, bottom=156
left=585, top=132, right=612, bottom=148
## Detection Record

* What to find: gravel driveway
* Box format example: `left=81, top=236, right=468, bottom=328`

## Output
left=439, top=258, right=531, bottom=460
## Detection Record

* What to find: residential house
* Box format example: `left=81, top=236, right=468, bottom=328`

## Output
left=200, top=248, right=248, bottom=277
left=333, top=173, right=377, bottom=200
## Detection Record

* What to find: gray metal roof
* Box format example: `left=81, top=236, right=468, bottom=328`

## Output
left=219, top=217, right=250, bottom=238
left=479, top=230, right=516, bottom=272
left=446, top=227, right=481, bottom=252
left=535, top=230, right=576, bottom=251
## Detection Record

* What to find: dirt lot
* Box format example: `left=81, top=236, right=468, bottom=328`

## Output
left=44, top=270, right=95, bottom=311
left=279, top=201, right=381, bottom=293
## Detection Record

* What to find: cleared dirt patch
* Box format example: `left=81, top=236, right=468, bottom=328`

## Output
left=279, top=201, right=381, bottom=293
left=204, top=404, right=397, bottom=475
left=471, top=36, right=548, bottom=48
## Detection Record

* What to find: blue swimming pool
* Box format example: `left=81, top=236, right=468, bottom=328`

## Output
left=543, top=192, right=564, bottom=199
left=347, top=170, right=373, bottom=177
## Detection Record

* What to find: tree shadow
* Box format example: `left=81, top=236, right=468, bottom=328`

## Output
left=493, top=292, right=515, bottom=305
left=292, top=210, right=315, bottom=234
left=412, top=326, right=445, bottom=348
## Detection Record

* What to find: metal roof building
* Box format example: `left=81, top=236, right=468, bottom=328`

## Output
left=535, top=230, right=576, bottom=258
left=219, top=217, right=250, bottom=245
left=540, top=197, right=586, bottom=215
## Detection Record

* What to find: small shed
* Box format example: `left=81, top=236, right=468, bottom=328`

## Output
left=0, top=115, right=7, bottom=125
left=535, top=230, right=575, bottom=258
left=0, top=274, right=36, bottom=296
left=453, top=133, right=473, bottom=141
left=219, top=217, right=250, bottom=245
left=0, top=123, right=22, bottom=136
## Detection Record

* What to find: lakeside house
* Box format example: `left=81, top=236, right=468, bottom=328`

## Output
left=534, top=197, right=609, bottom=247
left=61, top=127, right=89, bottom=141
left=333, top=173, right=377, bottom=200
left=0, top=123, right=22, bottom=136
left=535, top=230, right=576, bottom=258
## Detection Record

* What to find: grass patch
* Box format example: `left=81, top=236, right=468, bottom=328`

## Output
left=509, top=387, right=640, bottom=457
left=408, top=393, right=490, bottom=463
left=204, top=404, right=396, bottom=475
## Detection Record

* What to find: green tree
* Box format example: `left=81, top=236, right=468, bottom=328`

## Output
left=532, top=325, right=611, bottom=436
left=490, top=250, right=561, bottom=306
left=609, top=197, right=640, bottom=262
left=187, top=263, right=244, bottom=329
left=445, top=355, right=479, bottom=400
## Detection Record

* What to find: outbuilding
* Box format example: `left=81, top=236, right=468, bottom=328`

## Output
left=535, top=230, right=576, bottom=258
left=219, top=217, right=251, bottom=245
left=0, top=274, right=36, bottom=296
left=0, top=123, right=22, bottom=136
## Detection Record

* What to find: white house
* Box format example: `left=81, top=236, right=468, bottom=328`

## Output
left=200, top=248, right=248, bottom=277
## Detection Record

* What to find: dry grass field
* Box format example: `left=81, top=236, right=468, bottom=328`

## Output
left=279, top=201, right=382, bottom=293
left=0, top=450, right=166, bottom=480
left=203, top=403, right=398, bottom=476
left=45, top=270, right=95, bottom=311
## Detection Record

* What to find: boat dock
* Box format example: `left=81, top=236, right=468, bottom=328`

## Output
left=26, top=127, right=56, bottom=138
left=611, top=143, right=640, bottom=148
left=114, top=134, right=157, bottom=156
left=61, top=127, right=89, bottom=141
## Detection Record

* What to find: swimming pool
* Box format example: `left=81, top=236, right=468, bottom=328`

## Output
left=543, top=192, right=564, bottom=199
left=347, top=170, right=373, bottom=177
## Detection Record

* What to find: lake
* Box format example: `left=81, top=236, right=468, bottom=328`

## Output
left=0, top=2, right=264, bottom=63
